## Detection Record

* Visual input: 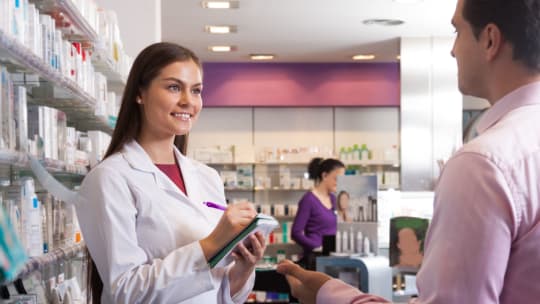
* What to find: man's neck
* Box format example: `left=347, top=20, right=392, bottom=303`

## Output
left=487, top=63, right=540, bottom=105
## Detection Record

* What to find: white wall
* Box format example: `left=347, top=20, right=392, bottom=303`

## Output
left=334, top=107, right=400, bottom=160
left=253, top=108, right=333, bottom=149
left=94, top=0, right=162, bottom=58
left=189, top=107, right=253, bottom=148
left=188, top=107, right=400, bottom=160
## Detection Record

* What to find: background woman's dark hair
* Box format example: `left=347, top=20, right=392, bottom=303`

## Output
left=307, top=157, right=345, bottom=182
left=462, top=0, right=540, bottom=71
left=89, top=42, right=202, bottom=304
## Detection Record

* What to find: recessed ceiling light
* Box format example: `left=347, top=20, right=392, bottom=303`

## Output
left=209, top=45, right=236, bottom=52
left=201, top=1, right=239, bottom=9
left=362, top=19, right=405, bottom=26
left=352, top=54, right=376, bottom=61
left=250, top=54, right=275, bottom=61
left=205, top=25, right=237, bottom=34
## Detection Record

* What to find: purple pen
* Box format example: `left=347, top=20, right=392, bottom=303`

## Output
left=203, top=201, right=227, bottom=211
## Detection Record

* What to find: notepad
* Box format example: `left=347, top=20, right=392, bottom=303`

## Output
left=208, top=213, right=279, bottom=268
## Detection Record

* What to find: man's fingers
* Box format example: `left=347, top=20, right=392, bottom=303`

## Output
left=284, top=274, right=302, bottom=299
left=277, top=260, right=308, bottom=281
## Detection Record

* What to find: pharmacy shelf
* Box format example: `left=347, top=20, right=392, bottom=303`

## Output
left=33, top=0, right=99, bottom=42
left=92, top=49, right=127, bottom=92
left=254, top=188, right=307, bottom=192
left=209, top=161, right=400, bottom=167
left=35, top=0, right=127, bottom=92
left=0, top=150, right=88, bottom=176
left=0, top=29, right=113, bottom=134
left=11, top=242, right=86, bottom=283
left=345, top=159, right=400, bottom=167
left=224, top=188, right=253, bottom=192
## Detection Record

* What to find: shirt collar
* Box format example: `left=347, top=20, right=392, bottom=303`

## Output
left=476, top=81, right=540, bottom=134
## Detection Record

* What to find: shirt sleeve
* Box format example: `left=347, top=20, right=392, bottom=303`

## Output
left=76, top=166, right=215, bottom=304
left=317, top=279, right=390, bottom=304
left=291, top=194, right=320, bottom=250
left=415, top=152, right=514, bottom=303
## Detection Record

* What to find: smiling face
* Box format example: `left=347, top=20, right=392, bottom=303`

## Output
left=138, top=60, right=203, bottom=141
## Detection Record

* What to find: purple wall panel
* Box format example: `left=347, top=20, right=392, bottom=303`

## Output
left=201, top=62, right=400, bottom=107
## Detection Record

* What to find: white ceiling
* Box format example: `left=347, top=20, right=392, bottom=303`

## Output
left=161, top=0, right=458, bottom=63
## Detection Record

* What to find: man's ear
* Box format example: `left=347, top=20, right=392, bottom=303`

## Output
left=484, top=23, right=503, bottom=62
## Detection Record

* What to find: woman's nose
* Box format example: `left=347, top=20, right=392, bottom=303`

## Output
left=178, top=89, right=191, bottom=105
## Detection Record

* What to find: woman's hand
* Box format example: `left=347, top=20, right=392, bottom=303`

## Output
left=228, top=232, right=267, bottom=296
left=200, top=201, right=257, bottom=261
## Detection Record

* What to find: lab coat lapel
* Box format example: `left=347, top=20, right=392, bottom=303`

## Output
left=122, top=141, right=188, bottom=201
left=174, top=149, right=207, bottom=216
left=121, top=141, right=209, bottom=219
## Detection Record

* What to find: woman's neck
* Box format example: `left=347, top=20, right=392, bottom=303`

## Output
left=137, top=132, right=176, bottom=164
left=312, top=183, right=329, bottom=197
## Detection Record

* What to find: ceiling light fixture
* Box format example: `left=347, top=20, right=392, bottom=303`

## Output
left=250, top=54, right=275, bottom=61
left=205, top=25, right=237, bottom=34
left=362, top=19, right=405, bottom=26
left=209, top=45, right=235, bottom=52
left=201, top=1, right=239, bottom=9
left=352, top=54, right=376, bottom=61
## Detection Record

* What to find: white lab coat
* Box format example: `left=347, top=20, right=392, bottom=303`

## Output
left=75, top=140, right=254, bottom=304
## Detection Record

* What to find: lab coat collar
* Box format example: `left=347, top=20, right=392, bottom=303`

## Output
left=121, top=141, right=201, bottom=205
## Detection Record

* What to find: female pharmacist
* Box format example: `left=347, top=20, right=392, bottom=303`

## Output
left=291, top=158, right=345, bottom=270
left=75, top=42, right=266, bottom=304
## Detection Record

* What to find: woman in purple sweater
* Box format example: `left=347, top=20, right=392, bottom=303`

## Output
left=292, top=157, right=345, bottom=270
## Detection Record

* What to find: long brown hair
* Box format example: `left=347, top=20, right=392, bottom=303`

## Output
left=88, top=42, right=202, bottom=304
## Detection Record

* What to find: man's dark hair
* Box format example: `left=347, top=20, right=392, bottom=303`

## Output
left=463, top=0, right=540, bottom=71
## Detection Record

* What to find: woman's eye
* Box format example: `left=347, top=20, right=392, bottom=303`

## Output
left=168, top=84, right=180, bottom=92
left=192, top=87, right=202, bottom=95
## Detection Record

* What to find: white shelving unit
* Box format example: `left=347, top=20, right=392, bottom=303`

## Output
left=0, top=1, right=126, bottom=301
left=0, top=28, right=113, bottom=134
left=0, top=150, right=88, bottom=176
left=35, top=0, right=100, bottom=42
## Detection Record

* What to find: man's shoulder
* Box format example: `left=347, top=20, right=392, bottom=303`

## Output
left=458, top=108, right=540, bottom=168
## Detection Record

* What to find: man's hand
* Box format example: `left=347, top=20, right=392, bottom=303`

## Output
left=276, top=259, right=332, bottom=304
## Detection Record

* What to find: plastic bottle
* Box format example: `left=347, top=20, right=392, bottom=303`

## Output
left=349, top=226, right=355, bottom=253
left=363, top=236, right=371, bottom=256
left=339, top=147, right=347, bottom=161
left=342, top=230, right=349, bottom=253
left=276, top=250, right=286, bottom=262
left=356, top=231, right=363, bottom=254
left=335, top=230, right=341, bottom=253
left=352, top=144, right=360, bottom=160
left=360, top=144, right=369, bottom=160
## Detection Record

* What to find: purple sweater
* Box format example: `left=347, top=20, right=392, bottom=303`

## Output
left=291, top=191, right=337, bottom=252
